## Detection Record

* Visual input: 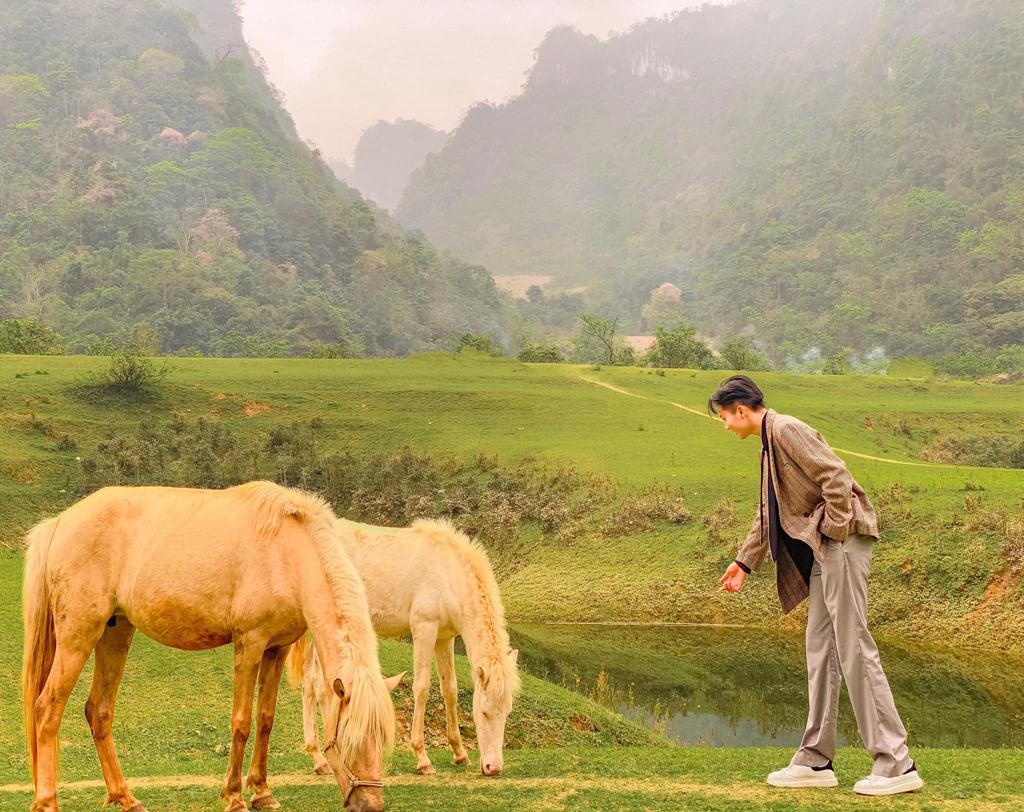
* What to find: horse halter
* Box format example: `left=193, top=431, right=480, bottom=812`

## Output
left=323, top=704, right=385, bottom=802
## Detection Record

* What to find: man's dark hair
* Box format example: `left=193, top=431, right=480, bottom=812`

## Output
left=707, top=375, right=766, bottom=416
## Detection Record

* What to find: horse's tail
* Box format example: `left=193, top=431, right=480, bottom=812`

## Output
left=286, top=633, right=308, bottom=692
left=22, top=517, right=59, bottom=783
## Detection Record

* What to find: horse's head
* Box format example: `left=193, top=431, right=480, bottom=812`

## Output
left=321, top=669, right=403, bottom=811
left=472, top=649, right=519, bottom=776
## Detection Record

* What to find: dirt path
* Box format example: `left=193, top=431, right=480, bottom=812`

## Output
left=578, top=374, right=988, bottom=470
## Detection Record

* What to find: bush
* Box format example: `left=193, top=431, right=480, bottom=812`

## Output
left=0, top=318, right=64, bottom=355
left=457, top=333, right=504, bottom=357
left=600, top=484, right=693, bottom=537
left=305, top=342, right=352, bottom=359
left=822, top=349, right=852, bottom=375
left=518, top=343, right=565, bottom=363
left=702, top=498, right=738, bottom=545
left=921, top=434, right=1024, bottom=469
left=933, top=349, right=1000, bottom=379
left=646, top=324, right=717, bottom=370
left=74, top=418, right=617, bottom=546
left=72, top=347, right=169, bottom=400
left=717, top=337, right=772, bottom=371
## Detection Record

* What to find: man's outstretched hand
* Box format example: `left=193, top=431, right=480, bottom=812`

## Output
left=719, top=561, right=747, bottom=593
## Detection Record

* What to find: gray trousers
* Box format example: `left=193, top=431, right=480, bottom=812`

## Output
left=790, top=534, right=912, bottom=777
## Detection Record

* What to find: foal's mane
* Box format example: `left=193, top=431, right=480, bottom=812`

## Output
left=411, top=518, right=521, bottom=702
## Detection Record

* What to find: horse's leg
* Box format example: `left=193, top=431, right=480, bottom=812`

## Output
left=32, top=637, right=98, bottom=812
left=220, top=637, right=265, bottom=812
left=85, top=619, right=146, bottom=812
left=302, top=645, right=330, bottom=775
left=410, top=623, right=438, bottom=775
left=245, top=646, right=287, bottom=810
left=435, top=636, right=469, bottom=765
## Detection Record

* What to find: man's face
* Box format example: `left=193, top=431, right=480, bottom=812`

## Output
left=719, top=404, right=758, bottom=439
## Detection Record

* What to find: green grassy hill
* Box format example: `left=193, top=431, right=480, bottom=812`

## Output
left=1, top=353, right=1022, bottom=811
left=1, top=353, right=1022, bottom=652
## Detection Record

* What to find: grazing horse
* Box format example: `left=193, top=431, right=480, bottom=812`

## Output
left=288, top=518, right=520, bottom=777
left=21, top=481, right=400, bottom=812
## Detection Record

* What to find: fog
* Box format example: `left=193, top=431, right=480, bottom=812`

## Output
left=239, top=0, right=711, bottom=163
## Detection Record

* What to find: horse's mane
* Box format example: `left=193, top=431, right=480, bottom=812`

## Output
left=410, top=518, right=521, bottom=703
left=233, top=481, right=395, bottom=759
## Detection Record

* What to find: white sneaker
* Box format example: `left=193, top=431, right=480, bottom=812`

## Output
left=767, top=764, right=838, bottom=788
left=854, top=767, right=924, bottom=796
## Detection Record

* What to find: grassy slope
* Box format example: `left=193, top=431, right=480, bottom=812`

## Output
left=1, top=353, right=1022, bottom=652
left=1, top=355, right=1022, bottom=811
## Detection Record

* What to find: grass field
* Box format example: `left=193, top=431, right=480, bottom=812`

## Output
left=1, top=352, right=1021, bottom=650
left=2, top=747, right=1023, bottom=811
left=1, top=353, right=1022, bottom=811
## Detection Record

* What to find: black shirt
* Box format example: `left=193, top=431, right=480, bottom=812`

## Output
left=762, top=413, right=814, bottom=586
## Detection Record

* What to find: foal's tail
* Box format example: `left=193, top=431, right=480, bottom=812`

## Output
left=22, top=517, right=59, bottom=783
left=285, top=633, right=308, bottom=691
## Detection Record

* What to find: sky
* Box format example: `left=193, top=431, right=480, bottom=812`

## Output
left=239, top=1, right=708, bottom=165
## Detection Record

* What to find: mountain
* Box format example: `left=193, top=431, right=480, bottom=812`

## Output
left=349, top=119, right=448, bottom=211
left=397, top=0, right=1024, bottom=362
left=0, top=0, right=506, bottom=357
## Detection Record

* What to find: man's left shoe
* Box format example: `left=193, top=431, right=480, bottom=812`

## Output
left=853, top=764, right=923, bottom=796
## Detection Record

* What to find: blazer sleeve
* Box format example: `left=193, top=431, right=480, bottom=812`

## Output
left=778, top=421, right=854, bottom=542
left=735, top=504, right=768, bottom=572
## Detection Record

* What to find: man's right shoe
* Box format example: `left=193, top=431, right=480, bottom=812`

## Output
left=767, top=763, right=838, bottom=788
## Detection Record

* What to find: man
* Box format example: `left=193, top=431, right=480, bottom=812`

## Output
left=710, top=375, right=922, bottom=797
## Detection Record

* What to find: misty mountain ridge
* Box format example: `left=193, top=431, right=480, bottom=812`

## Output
left=398, top=0, right=1024, bottom=362
left=0, top=0, right=506, bottom=357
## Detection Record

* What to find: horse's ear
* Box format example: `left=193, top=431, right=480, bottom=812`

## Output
left=384, top=672, right=405, bottom=693
left=333, top=678, right=348, bottom=702
left=475, top=665, right=488, bottom=688
left=509, top=649, right=519, bottom=665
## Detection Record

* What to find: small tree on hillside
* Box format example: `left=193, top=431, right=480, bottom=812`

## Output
left=575, top=314, right=619, bottom=364
left=718, top=337, right=772, bottom=371
left=647, top=324, right=716, bottom=369
left=0, top=318, right=64, bottom=354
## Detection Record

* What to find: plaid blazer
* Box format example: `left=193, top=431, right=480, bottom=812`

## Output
left=735, top=409, right=879, bottom=613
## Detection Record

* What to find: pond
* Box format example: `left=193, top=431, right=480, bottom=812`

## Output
left=508, top=623, right=1024, bottom=749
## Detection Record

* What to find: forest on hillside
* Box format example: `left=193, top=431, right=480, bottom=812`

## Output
left=398, top=0, right=1024, bottom=365
left=0, top=0, right=506, bottom=357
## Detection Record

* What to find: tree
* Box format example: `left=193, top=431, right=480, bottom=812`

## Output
left=0, top=318, right=64, bottom=354
left=718, top=337, right=772, bottom=371
left=647, top=324, right=716, bottom=370
left=641, top=283, right=687, bottom=331
left=575, top=314, right=619, bottom=364
left=456, top=333, right=503, bottom=356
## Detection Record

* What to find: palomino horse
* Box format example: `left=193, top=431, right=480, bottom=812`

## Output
left=22, top=481, right=400, bottom=812
left=288, top=518, right=520, bottom=777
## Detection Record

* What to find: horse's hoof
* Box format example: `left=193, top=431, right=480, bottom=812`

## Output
left=416, top=763, right=436, bottom=776
left=250, top=794, right=281, bottom=810
left=453, top=754, right=470, bottom=766
left=224, top=798, right=248, bottom=812
left=313, top=762, right=332, bottom=776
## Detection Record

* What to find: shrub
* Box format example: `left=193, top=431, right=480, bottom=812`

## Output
left=457, top=333, right=504, bottom=357
left=0, top=318, right=64, bottom=355
left=518, top=342, right=565, bottom=363
left=600, top=484, right=693, bottom=537
left=702, top=498, right=738, bottom=545
left=717, top=337, right=772, bottom=371
left=72, top=347, right=169, bottom=400
left=646, top=325, right=717, bottom=370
